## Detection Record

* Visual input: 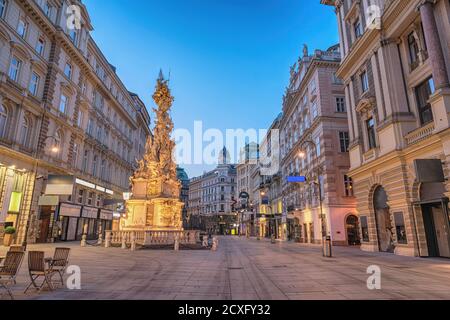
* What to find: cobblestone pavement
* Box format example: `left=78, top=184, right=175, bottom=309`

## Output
left=1, top=236, right=449, bottom=300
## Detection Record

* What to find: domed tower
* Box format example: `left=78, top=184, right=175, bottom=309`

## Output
left=218, top=146, right=231, bottom=165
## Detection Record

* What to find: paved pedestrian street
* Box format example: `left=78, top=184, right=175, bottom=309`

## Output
left=1, top=237, right=449, bottom=300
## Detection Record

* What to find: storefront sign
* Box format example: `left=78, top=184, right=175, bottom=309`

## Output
left=46, top=175, right=75, bottom=195
left=287, top=176, right=307, bottom=183
left=38, top=195, right=59, bottom=206
left=82, top=206, right=99, bottom=219
left=99, top=209, right=113, bottom=221
left=59, top=203, right=81, bottom=218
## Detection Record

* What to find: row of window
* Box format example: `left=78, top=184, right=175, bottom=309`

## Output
left=360, top=77, right=435, bottom=152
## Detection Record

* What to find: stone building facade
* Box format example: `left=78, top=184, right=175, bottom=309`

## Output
left=187, top=148, right=237, bottom=235
left=280, top=44, right=357, bottom=245
left=176, top=166, right=189, bottom=229
left=236, top=142, right=258, bottom=236
left=0, top=0, right=151, bottom=245
left=250, top=115, right=284, bottom=240
left=322, top=0, right=450, bottom=257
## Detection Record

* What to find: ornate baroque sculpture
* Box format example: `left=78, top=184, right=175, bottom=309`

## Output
left=122, top=71, right=183, bottom=231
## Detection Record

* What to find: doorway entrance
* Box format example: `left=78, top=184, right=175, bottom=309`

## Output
left=419, top=182, right=450, bottom=258
left=373, top=186, right=394, bottom=253
left=37, top=206, right=52, bottom=243
left=421, top=203, right=450, bottom=258
left=346, top=215, right=361, bottom=246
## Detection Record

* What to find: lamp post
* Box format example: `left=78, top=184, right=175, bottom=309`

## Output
left=298, top=139, right=332, bottom=258
left=22, top=136, right=59, bottom=250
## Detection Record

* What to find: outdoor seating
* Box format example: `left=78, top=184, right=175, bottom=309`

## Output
left=8, top=246, right=25, bottom=253
left=0, top=246, right=25, bottom=266
left=0, top=251, right=25, bottom=300
left=46, top=248, right=70, bottom=286
left=24, top=251, right=56, bottom=293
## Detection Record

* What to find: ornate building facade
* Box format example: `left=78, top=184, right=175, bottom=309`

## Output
left=187, top=148, right=237, bottom=235
left=0, top=0, right=151, bottom=244
left=322, top=0, right=450, bottom=257
left=236, top=142, right=258, bottom=236
left=280, top=44, right=357, bottom=245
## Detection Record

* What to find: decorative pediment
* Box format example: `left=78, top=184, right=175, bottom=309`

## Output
left=355, top=96, right=376, bottom=114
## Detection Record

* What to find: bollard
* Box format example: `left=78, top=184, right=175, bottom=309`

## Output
left=80, top=234, right=87, bottom=247
left=80, top=223, right=88, bottom=247
left=97, top=233, right=103, bottom=246
left=105, top=231, right=111, bottom=248
left=323, top=236, right=333, bottom=257
left=121, top=235, right=127, bottom=249
left=271, top=234, right=276, bottom=244
left=130, top=232, right=136, bottom=251
left=212, top=237, right=218, bottom=251
left=174, top=234, right=180, bottom=251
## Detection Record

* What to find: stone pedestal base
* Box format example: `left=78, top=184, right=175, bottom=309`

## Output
left=122, top=197, right=183, bottom=231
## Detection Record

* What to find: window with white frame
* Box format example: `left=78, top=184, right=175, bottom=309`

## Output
left=311, top=102, right=318, bottom=119
left=354, top=18, right=363, bottom=39
left=36, top=37, right=45, bottom=56
left=92, top=155, right=98, bottom=176
left=77, top=110, right=83, bottom=128
left=87, top=192, right=94, bottom=206
left=29, top=72, right=40, bottom=96
left=17, top=18, right=27, bottom=38
left=64, top=63, right=72, bottom=79
left=360, top=71, right=369, bottom=93
left=77, top=189, right=84, bottom=204
left=82, top=150, right=89, bottom=172
left=8, top=57, right=21, bottom=82
left=310, top=79, right=316, bottom=94
left=73, top=142, right=79, bottom=167
left=42, top=1, right=52, bottom=18
left=20, top=116, right=30, bottom=146
left=69, top=29, right=77, bottom=45
left=0, top=105, right=8, bottom=138
left=339, top=131, right=350, bottom=152
left=315, top=137, right=321, bottom=157
left=344, top=175, right=354, bottom=197
left=336, top=97, right=346, bottom=112
left=59, top=94, right=68, bottom=114
left=0, top=0, right=6, bottom=18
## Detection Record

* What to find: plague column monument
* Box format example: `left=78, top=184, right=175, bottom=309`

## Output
left=121, top=72, right=183, bottom=232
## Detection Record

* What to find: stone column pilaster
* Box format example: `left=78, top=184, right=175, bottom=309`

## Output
left=418, top=0, right=449, bottom=89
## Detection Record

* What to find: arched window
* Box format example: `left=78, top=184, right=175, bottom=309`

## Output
left=0, top=105, right=7, bottom=138
left=20, top=116, right=30, bottom=146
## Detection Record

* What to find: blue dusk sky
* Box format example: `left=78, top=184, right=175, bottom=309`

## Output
left=84, top=0, right=339, bottom=178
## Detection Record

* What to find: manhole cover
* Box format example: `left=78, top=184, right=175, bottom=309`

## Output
left=272, top=265, right=288, bottom=268
left=228, top=267, right=244, bottom=270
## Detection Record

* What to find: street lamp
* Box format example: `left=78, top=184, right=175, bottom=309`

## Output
left=298, top=139, right=332, bottom=258
left=22, top=135, right=59, bottom=250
